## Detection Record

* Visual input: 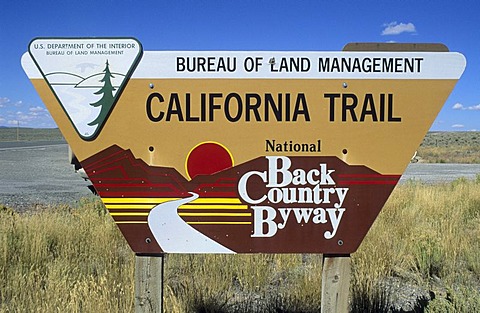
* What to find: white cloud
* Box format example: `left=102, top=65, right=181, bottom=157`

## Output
left=452, top=124, right=464, bottom=128
left=0, top=98, right=23, bottom=109
left=382, top=22, right=416, bottom=35
left=451, top=102, right=480, bottom=110
left=467, top=104, right=480, bottom=110
left=452, top=103, right=464, bottom=110
left=30, top=106, right=44, bottom=112
left=18, top=109, right=48, bottom=121
left=0, top=97, right=10, bottom=108
left=0, top=104, right=54, bottom=128
left=0, top=98, right=55, bottom=128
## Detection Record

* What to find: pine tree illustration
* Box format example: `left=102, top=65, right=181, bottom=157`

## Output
left=88, top=60, right=116, bottom=126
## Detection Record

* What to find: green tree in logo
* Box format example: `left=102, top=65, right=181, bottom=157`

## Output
left=88, top=60, right=116, bottom=126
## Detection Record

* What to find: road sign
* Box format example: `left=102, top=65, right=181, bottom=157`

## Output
left=22, top=38, right=466, bottom=254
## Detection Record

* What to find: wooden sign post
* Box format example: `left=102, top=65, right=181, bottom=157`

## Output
left=135, top=255, right=164, bottom=313
left=321, top=255, right=351, bottom=312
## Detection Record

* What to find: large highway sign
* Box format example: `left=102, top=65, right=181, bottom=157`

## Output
left=22, top=38, right=466, bottom=254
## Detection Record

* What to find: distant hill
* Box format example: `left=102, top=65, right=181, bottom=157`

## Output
left=421, top=131, right=479, bottom=147
left=0, top=127, right=64, bottom=142
left=417, top=131, right=480, bottom=163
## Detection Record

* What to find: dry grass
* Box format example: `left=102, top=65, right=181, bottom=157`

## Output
left=417, top=145, right=480, bottom=163
left=352, top=177, right=480, bottom=312
left=1, top=177, right=479, bottom=312
left=0, top=200, right=134, bottom=312
left=417, top=131, right=480, bottom=163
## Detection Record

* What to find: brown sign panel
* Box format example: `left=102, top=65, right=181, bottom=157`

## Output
left=22, top=38, right=466, bottom=254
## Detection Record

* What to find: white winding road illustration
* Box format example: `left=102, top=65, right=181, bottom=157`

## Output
left=147, top=192, right=235, bottom=253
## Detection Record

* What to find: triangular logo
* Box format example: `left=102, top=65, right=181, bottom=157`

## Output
left=28, top=38, right=142, bottom=140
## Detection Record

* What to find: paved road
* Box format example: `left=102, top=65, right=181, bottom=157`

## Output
left=0, top=142, right=94, bottom=210
left=1, top=142, right=479, bottom=211
left=400, top=163, right=480, bottom=184
left=0, top=140, right=67, bottom=150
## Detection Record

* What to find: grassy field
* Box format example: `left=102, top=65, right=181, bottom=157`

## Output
left=417, top=131, right=480, bottom=163
left=1, top=177, right=479, bottom=312
left=0, top=127, right=64, bottom=142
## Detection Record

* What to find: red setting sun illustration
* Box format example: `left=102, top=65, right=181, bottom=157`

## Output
left=185, top=141, right=234, bottom=179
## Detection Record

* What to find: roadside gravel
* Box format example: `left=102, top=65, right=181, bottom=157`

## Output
left=0, top=143, right=94, bottom=211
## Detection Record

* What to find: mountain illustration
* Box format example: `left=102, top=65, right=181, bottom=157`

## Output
left=44, top=72, right=84, bottom=85
left=77, top=72, right=124, bottom=88
left=81, top=144, right=401, bottom=254
left=44, top=71, right=125, bottom=88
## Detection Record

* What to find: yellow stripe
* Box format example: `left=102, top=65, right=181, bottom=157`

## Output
left=191, top=198, right=242, bottom=204
left=178, top=213, right=251, bottom=217
left=188, top=221, right=251, bottom=225
left=106, top=204, right=155, bottom=209
left=102, top=197, right=242, bottom=204
left=110, top=211, right=251, bottom=217
left=106, top=204, right=246, bottom=210
left=114, top=220, right=250, bottom=225
left=179, top=204, right=247, bottom=209
left=110, top=212, right=149, bottom=216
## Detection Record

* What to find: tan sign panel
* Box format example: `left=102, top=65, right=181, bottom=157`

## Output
left=22, top=38, right=465, bottom=254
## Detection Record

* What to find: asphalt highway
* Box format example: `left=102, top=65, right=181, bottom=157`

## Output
left=0, top=142, right=93, bottom=211
left=0, top=140, right=67, bottom=150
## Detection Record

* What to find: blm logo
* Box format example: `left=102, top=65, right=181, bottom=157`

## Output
left=28, top=38, right=142, bottom=140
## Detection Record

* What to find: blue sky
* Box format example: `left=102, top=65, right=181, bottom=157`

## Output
left=1, top=0, right=479, bottom=130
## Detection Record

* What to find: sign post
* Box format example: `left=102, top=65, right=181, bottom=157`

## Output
left=321, top=255, right=350, bottom=312
left=22, top=38, right=465, bottom=311
left=135, top=255, right=164, bottom=313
